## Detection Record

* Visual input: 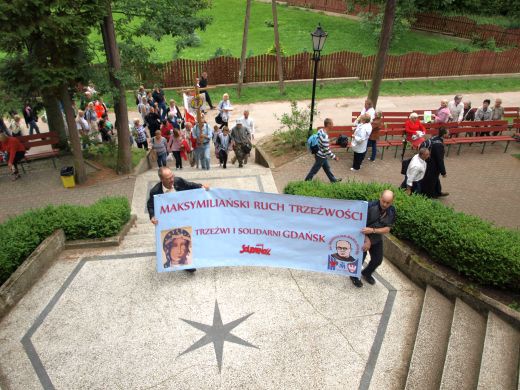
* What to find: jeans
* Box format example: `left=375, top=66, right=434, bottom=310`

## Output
left=194, top=147, right=204, bottom=168
left=367, top=139, right=377, bottom=160
left=305, top=156, right=337, bottom=182
left=157, top=152, right=167, bottom=167
left=201, top=145, right=211, bottom=170
left=352, top=151, right=366, bottom=170
left=28, top=120, right=40, bottom=135
left=158, top=101, right=168, bottom=121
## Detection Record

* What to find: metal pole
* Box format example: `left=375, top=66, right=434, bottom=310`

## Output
left=308, top=51, right=320, bottom=137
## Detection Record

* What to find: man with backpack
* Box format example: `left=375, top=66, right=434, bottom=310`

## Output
left=304, top=118, right=341, bottom=183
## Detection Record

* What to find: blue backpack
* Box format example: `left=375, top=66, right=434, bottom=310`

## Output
left=307, top=133, right=319, bottom=154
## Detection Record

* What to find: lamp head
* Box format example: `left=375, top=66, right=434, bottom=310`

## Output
left=311, top=24, right=327, bottom=52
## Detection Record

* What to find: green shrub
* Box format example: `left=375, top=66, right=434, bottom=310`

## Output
left=0, top=197, right=130, bottom=285
left=274, top=100, right=315, bottom=149
left=284, top=180, right=520, bottom=290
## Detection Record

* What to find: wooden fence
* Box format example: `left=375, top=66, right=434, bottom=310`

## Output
left=282, top=1, right=520, bottom=48
left=141, top=49, right=520, bottom=88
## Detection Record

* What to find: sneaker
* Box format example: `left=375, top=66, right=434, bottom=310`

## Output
left=362, top=273, right=376, bottom=285
left=350, top=168, right=359, bottom=171
left=438, top=192, right=450, bottom=197
left=185, top=269, right=197, bottom=273
left=350, top=276, right=363, bottom=288
left=334, top=178, right=342, bottom=183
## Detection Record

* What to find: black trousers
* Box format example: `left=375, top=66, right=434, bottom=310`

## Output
left=172, top=151, right=182, bottom=168
left=204, top=91, right=213, bottom=108
left=362, top=240, right=384, bottom=276
left=219, top=149, right=228, bottom=167
left=352, top=151, right=366, bottom=170
left=12, top=151, right=26, bottom=174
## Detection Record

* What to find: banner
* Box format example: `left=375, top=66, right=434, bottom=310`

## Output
left=154, top=189, right=368, bottom=277
left=183, top=92, right=206, bottom=124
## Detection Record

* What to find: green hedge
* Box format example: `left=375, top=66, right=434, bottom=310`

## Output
left=284, top=181, right=520, bottom=290
left=0, top=197, right=130, bottom=285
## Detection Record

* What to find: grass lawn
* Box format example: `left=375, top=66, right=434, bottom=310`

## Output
left=91, top=0, right=481, bottom=63
left=443, top=12, right=519, bottom=28
left=125, top=76, right=520, bottom=107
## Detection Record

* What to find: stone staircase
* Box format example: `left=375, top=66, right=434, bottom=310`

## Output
left=405, top=285, right=519, bottom=390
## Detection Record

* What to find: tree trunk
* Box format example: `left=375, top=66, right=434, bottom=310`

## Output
left=272, top=0, right=285, bottom=94
left=100, top=1, right=132, bottom=174
left=41, top=89, right=68, bottom=150
left=237, top=0, right=252, bottom=98
left=368, top=0, right=396, bottom=108
left=60, top=83, right=87, bottom=184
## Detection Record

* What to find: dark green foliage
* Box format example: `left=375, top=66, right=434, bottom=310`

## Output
left=0, top=197, right=130, bottom=285
left=284, top=180, right=520, bottom=290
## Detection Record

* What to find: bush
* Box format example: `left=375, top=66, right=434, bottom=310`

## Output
left=0, top=197, right=130, bottom=285
left=266, top=44, right=286, bottom=56
left=185, top=33, right=202, bottom=48
left=284, top=180, right=520, bottom=290
left=274, top=101, right=316, bottom=149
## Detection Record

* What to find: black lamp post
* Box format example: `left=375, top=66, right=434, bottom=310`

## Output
left=308, top=24, right=327, bottom=137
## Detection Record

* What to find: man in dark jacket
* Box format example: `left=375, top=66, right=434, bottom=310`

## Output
left=420, top=127, right=449, bottom=198
left=351, top=190, right=396, bottom=288
left=147, top=167, right=209, bottom=225
left=199, top=71, right=214, bottom=110
left=23, top=102, right=40, bottom=135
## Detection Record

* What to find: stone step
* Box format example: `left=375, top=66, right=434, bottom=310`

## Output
left=477, top=312, right=520, bottom=390
left=405, top=285, right=454, bottom=390
left=439, top=298, right=486, bottom=390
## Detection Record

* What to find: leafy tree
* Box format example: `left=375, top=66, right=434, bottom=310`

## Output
left=0, top=0, right=102, bottom=183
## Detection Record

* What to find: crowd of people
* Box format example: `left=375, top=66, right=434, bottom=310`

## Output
left=131, top=77, right=254, bottom=170
left=305, top=95, right=513, bottom=199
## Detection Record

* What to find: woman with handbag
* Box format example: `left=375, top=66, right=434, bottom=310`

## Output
left=216, top=93, right=233, bottom=129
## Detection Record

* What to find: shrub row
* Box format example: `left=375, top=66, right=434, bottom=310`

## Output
left=0, top=197, right=130, bottom=285
left=284, top=180, right=520, bottom=290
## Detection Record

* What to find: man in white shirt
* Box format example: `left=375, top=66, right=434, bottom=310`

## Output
left=238, top=110, right=255, bottom=140
left=448, top=94, right=464, bottom=122
left=402, top=148, right=430, bottom=194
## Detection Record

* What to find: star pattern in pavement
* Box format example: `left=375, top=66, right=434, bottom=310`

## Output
left=178, top=300, right=258, bottom=372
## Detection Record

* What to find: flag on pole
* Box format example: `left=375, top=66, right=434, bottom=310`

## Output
left=183, top=93, right=196, bottom=125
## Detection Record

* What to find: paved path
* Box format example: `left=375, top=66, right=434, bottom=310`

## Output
left=272, top=142, right=520, bottom=230
left=0, top=156, right=136, bottom=223
left=0, top=163, right=424, bottom=389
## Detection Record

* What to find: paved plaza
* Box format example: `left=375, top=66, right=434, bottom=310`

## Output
left=0, top=163, right=424, bottom=389
left=0, top=92, right=519, bottom=388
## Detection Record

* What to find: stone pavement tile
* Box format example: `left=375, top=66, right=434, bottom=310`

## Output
left=0, top=246, right=421, bottom=388
left=272, top=142, right=520, bottom=229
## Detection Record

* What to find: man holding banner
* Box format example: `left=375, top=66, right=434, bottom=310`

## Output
left=147, top=167, right=209, bottom=226
left=351, top=190, right=396, bottom=288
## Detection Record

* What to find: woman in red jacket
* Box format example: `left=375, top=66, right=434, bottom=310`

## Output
left=0, top=133, right=26, bottom=180
left=405, top=112, right=426, bottom=149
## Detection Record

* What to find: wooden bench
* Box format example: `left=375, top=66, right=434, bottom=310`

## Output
left=321, top=126, right=354, bottom=149
left=504, top=106, right=519, bottom=119
left=444, top=124, right=515, bottom=155
left=352, top=111, right=413, bottom=125
left=19, top=132, right=61, bottom=172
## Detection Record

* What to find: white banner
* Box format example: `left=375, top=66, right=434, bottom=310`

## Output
left=154, top=189, right=368, bottom=277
